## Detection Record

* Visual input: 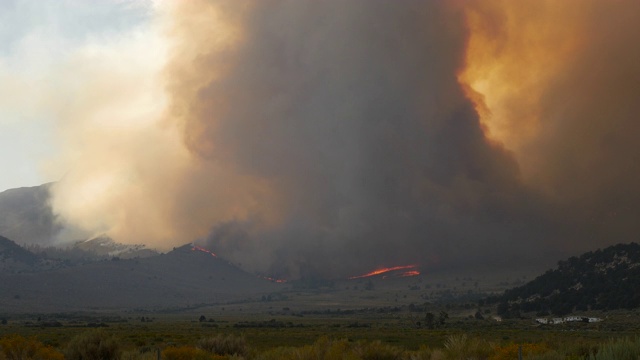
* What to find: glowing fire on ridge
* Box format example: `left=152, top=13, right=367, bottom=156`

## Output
left=262, top=276, right=287, bottom=283
left=190, top=244, right=287, bottom=282
left=400, top=271, right=420, bottom=277
left=191, top=245, right=217, bottom=257
left=348, top=265, right=420, bottom=280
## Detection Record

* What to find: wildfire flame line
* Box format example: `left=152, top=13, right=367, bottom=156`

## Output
left=191, top=245, right=217, bottom=257
left=348, top=265, right=419, bottom=280
left=262, top=276, right=287, bottom=283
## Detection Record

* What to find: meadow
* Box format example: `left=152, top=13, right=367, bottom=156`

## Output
left=1, top=305, right=640, bottom=360
left=2, top=274, right=639, bottom=359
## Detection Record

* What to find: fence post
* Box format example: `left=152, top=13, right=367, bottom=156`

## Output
left=518, top=345, right=523, bottom=360
left=157, top=347, right=161, bottom=360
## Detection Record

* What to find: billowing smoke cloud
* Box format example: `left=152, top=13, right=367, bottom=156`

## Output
left=158, top=0, right=547, bottom=277
left=46, top=0, right=640, bottom=278
left=459, top=0, right=640, bottom=252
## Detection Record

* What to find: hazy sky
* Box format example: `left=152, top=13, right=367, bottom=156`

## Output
left=2, top=0, right=640, bottom=278
left=0, top=0, right=152, bottom=192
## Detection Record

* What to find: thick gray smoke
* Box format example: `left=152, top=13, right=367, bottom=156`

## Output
left=166, top=1, right=551, bottom=278
left=46, top=0, right=640, bottom=279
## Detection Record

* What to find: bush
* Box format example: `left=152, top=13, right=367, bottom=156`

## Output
left=588, top=338, right=640, bottom=360
left=524, top=352, right=564, bottom=360
left=121, top=349, right=160, bottom=360
left=254, top=337, right=353, bottom=360
left=353, top=340, right=405, bottom=360
left=163, top=346, right=227, bottom=360
left=253, top=347, right=297, bottom=360
left=490, top=343, right=549, bottom=360
left=0, top=334, right=63, bottom=360
left=64, top=329, right=122, bottom=360
left=255, top=336, right=407, bottom=360
left=443, top=334, right=492, bottom=360
left=197, top=334, right=248, bottom=357
left=290, top=337, right=354, bottom=360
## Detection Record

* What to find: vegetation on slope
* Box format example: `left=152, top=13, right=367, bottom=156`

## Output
left=486, top=243, right=640, bottom=317
left=3, top=330, right=640, bottom=360
left=0, top=236, right=40, bottom=266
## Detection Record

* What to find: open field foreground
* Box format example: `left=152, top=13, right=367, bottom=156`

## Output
left=1, top=304, right=640, bottom=360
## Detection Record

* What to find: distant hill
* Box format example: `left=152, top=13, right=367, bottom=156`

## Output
left=0, top=235, right=68, bottom=274
left=0, top=243, right=281, bottom=312
left=72, top=234, right=158, bottom=259
left=0, top=235, right=41, bottom=272
left=0, top=184, right=281, bottom=312
left=0, top=235, right=39, bottom=263
left=0, top=184, right=155, bottom=259
left=0, top=183, right=60, bottom=245
left=487, top=243, right=640, bottom=317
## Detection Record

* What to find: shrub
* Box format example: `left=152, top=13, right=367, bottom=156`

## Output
left=588, top=338, right=640, bottom=360
left=353, top=340, right=405, bottom=360
left=163, top=346, right=227, bottom=360
left=555, top=339, right=598, bottom=359
left=64, top=329, right=122, bottom=360
left=0, top=334, right=63, bottom=360
left=407, top=345, right=433, bottom=360
left=490, top=343, right=549, bottom=360
left=428, top=349, right=446, bottom=360
left=253, top=347, right=298, bottom=360
left=254, top=337, right=355, bottom=360
left=255, top=336, right=406, bottom=360
left=121, top=349, right=160, bottom=360
left=197, top=334, right=248, bottom=357
left=442, top=334, right=492, bottom=360
left=524, top=352, right=564, bottom=360
left=290, top=337, right=357, bottom=360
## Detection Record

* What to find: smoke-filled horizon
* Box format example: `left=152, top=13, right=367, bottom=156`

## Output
left=27, top=0, right=640, bottom=278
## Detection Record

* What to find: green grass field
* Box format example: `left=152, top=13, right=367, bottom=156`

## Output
left=1, top=303, right=639, bottom=359
left=2, top=275, right=640, bottom=359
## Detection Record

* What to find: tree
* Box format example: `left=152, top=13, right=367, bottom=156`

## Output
left=424, top=312, right=435, bottom=329
left=199, top=315, right=207, bottom=322
left=438, top=311, right=449, bottom=326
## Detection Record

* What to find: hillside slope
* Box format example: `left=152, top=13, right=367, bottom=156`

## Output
left=488, top=243, right=640, bottom=317
left=72, top=234, right=158, bottom=259
left=0, top=184, right=60, bottom=245
left=0, top=235, right=42, bottom=272
left=0, top=244, right=282, bottom=312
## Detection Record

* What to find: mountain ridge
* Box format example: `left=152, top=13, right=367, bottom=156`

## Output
left=0, top=183, right=60, bottom=245
left=0, top=237, right=281, bottom=312
left=487, top=242, right=640, bottom=317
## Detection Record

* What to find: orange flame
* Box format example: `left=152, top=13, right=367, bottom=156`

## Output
left=348, top=265, right=419, bottom=280
left=400, top=271, right=420, bottom=277
left=191, top=245, right=217, bottom=257
left=262, top=276, right=287, bottom=283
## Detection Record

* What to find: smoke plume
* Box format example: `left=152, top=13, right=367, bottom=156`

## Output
left=459, top=0, right=640, bottom=252
left=47, top=0, right=640, bottom=278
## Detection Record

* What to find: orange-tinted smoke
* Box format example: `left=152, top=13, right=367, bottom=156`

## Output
left=457, top=0, right=586, bottom=179
left=458, top=0, right=640, bottom=248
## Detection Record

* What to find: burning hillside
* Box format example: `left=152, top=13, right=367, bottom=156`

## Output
left=348, top=265, right=420, bottom=280
left=191, top=244, right=217, bottom=257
